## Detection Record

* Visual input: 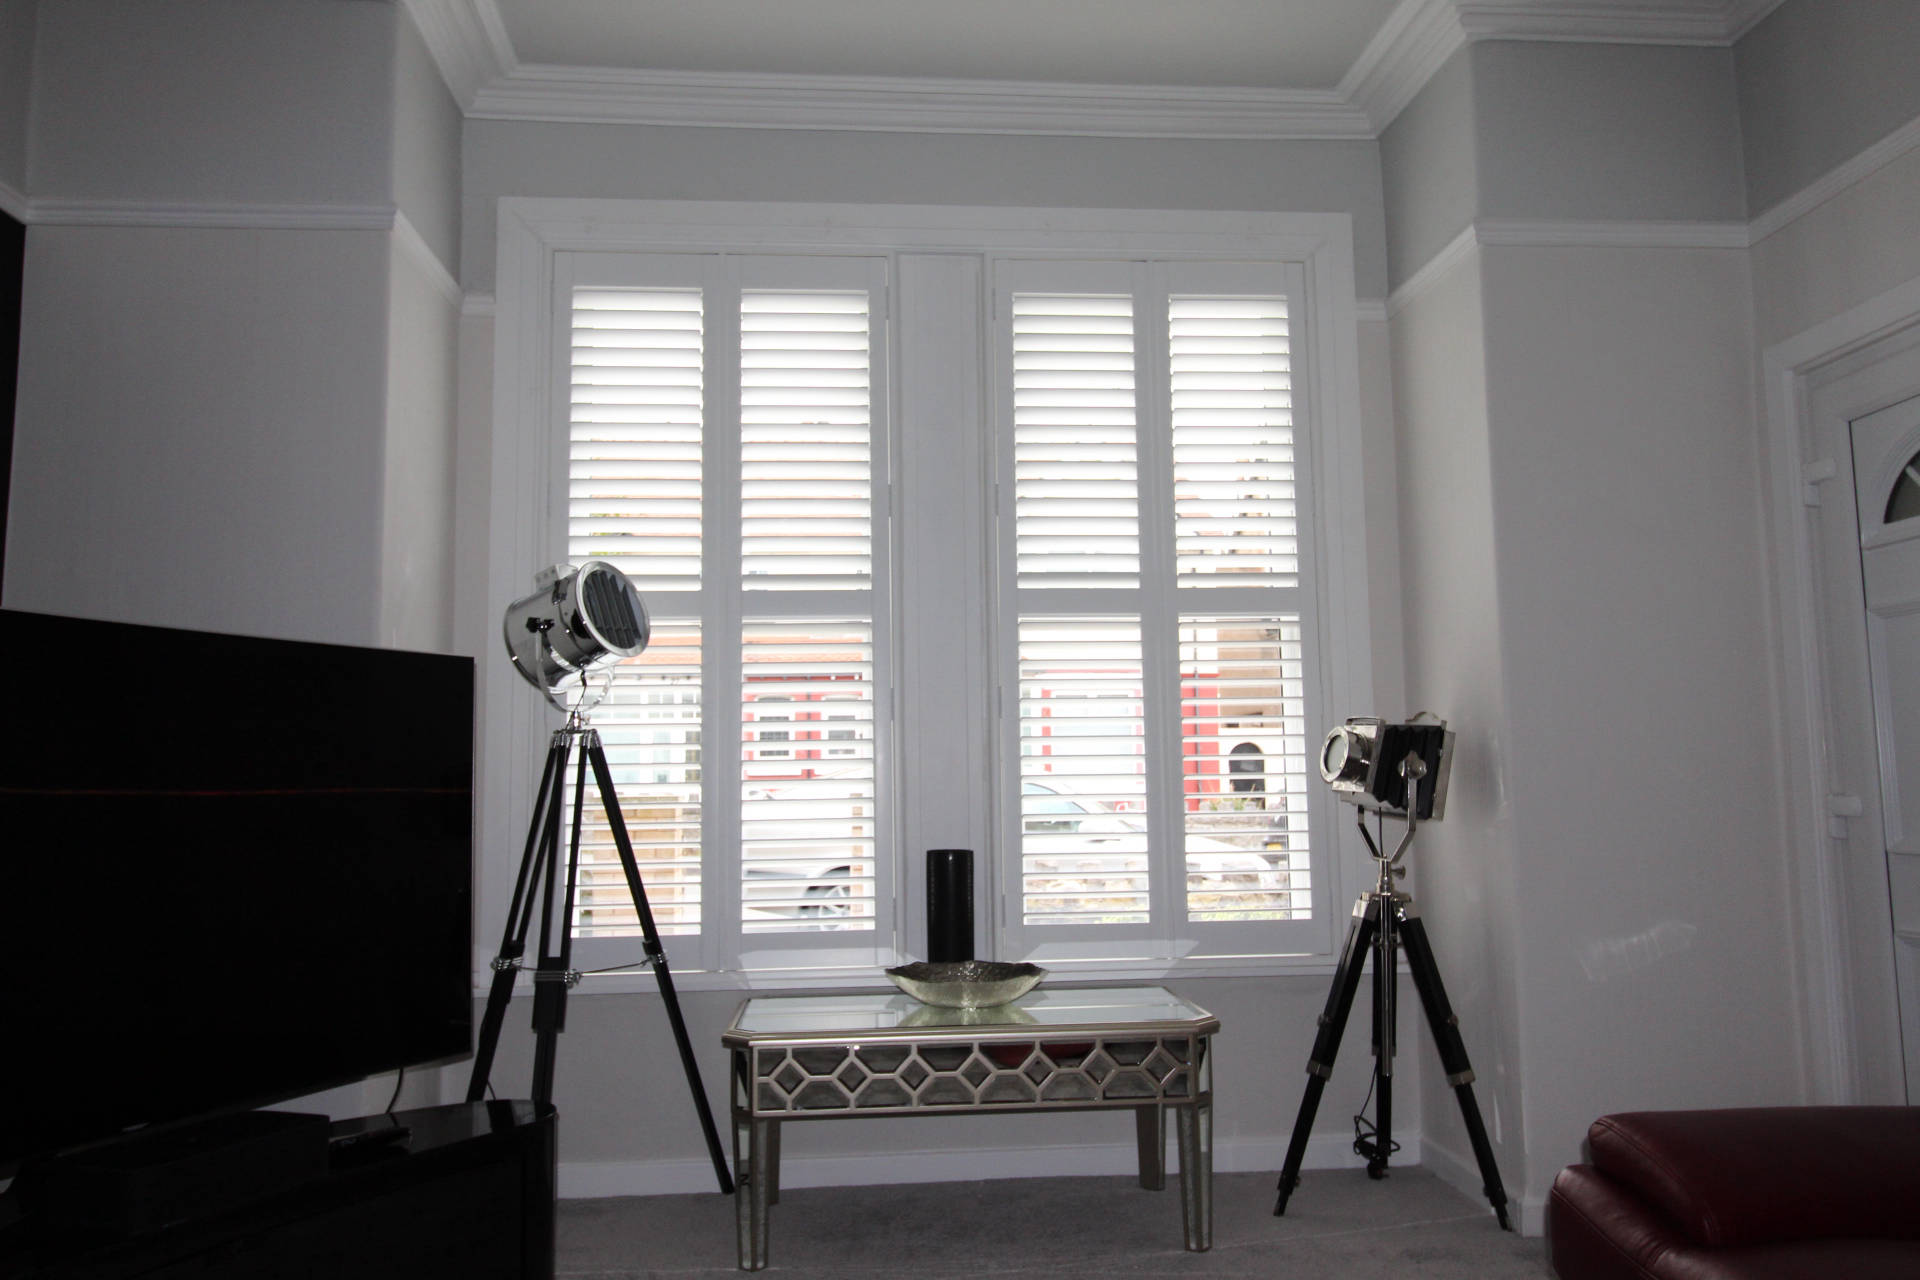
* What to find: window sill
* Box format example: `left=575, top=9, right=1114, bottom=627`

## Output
left=470, top=951, right=1347, bottom=999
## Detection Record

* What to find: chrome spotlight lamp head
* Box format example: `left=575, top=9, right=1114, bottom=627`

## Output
left=502, top=560, right=649, bottom=714
left=1320, top=715, right=1454, bottom=821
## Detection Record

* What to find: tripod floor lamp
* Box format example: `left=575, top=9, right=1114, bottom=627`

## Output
left=1273, top=717, right=1510, bottom=1230
left=467, top=560, right=733, bottom=1195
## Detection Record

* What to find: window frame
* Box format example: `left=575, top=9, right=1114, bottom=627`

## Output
left=483, top=199, right=1376, bottom=993
left=990, top=256, right=1334, bottom=966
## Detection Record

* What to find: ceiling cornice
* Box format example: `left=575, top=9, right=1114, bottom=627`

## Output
left=1343, top=0, right=1468, bottom=135
left=402, top=0, right=513, bottom=109
left=467, top=66, right=1374, bottom=139
left=1454, top=0, right=1783, bottom=45
left=407, top=0, right=1788, bottom=140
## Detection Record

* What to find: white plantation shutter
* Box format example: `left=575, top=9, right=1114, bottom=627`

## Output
left=553, top=252, right=892, bottom=972
left=1017, top=618, right=1149, bottom=925
left=740, top=291, right=872, bottom=589
left=1011, top=295, right=1140, bottom=588
left=1170, top=297, right=1296, bottom=587
left=1179, top=616, right=1310, bottom=921
left=996, top=259, right=1321, bottom=959
left=569, top=289, right=704, bottom=590
left=568, top=625, right=704, bottom=937
left=741, top=620, right=878, bottom=932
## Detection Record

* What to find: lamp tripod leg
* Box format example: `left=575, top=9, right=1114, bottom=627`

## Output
left=469, top=733, right=569, bottom=1103
left=584, top=733, right=736, bottom=1196
left=1275, top=896, right=1380, bottom=1215
left=1397, top=905, right=1512, bottom=1230
left=527, top=743, right=591, bottom=1108
left=1359, top=891, right=1399, bottom=1179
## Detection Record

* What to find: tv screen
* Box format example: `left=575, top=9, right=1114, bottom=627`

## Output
left=0, top=609, right=474, bottom=1168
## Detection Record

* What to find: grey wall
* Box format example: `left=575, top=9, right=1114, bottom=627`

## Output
left=393, top=2, right=462, bottom=274
left=6, top=224, right=391, bottom=642
left=1379, top=50, right=1477, bottom=293
left=1383, top=34, right=1809, bottom=1228
left=1387, top=248, right=1528, bottom=1195
left=25, top=0, right=393, bottom=206
left=1479, top=243, right=1796, bottom=1201
left=462, top=122, right=1392, bottom=299
left=1737, top=0, right=1920, bottom=216
left=0, top=0, right=33, bottom=196
left=1472, top=41, right=1745, bottom=225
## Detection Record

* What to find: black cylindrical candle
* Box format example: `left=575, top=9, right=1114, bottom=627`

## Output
left=926, top=849, right=974, bottom=963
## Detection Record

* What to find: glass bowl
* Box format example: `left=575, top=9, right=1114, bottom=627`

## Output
left=885, top=960, right=1047, bottom=1008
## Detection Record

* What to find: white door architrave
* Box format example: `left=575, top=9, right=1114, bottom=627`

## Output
left=1765, top=277, right=1920, bottom=1104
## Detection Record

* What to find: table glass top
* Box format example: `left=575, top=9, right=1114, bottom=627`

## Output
left=729, top=984, right=1213, bottom=1038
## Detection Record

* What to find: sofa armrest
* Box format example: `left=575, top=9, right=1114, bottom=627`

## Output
left=1550, top=1163, right=1686, bottom=1280
left=1586, top=1108, right=1920, bottom=1248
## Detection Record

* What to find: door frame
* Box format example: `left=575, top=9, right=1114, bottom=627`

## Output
left=1763, top=274, right=1920, bottom=1103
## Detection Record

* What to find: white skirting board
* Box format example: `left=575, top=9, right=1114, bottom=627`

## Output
left=558, top=1130, right=1422, bottom=1201
left=1417, top=1134, right=1542, bottom=1238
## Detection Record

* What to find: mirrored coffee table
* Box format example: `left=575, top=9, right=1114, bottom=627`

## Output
left=721, top=984, right=1219, bottom=1270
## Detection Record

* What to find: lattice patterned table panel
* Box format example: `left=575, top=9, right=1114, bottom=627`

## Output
left=746, top=1035, right=1203, bottom=1115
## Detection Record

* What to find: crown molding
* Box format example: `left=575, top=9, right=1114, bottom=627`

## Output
left=402, top=0, right=514, bottom=111
left=1455, top=1, right=1750, bottom=45
left=414, top=0, right=1787, bottom=140
left=1344, top=0, right=1468, bottom=134
left=469, top=65, right=1373, bottom=139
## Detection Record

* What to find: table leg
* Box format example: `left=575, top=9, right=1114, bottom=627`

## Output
left=1175, top=1100, right=1213, bottom=1251
left=766, top=1119, right=782, bottom=1206
left=1134, top=1105, right=1165, bottom=1190
left=734, top=1114, right=771, bottom=1271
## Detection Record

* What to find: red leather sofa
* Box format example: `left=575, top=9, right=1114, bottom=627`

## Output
left=1548, top=1107, right=1920, bottom=1279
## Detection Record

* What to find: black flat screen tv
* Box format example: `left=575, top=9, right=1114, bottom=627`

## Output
left=0, top=608, right=474, bottom=1170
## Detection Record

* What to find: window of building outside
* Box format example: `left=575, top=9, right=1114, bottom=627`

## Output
left=487, top=202, right=1371, bottom=988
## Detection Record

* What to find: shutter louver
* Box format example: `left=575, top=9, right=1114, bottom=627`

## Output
left=1170, top=296, right=1295, bottom=587
left=569, top=289, right=704, bottom=591
left=740, top=291, right=872, bottom=590
left=1179, top=616, right=1311, bottom=921
left=741, top=620, right=877, bottom=933
left=566, top=624, right=704, bottom=937
left=1017, top=618, right=1149, bottom=925
left=1012, top=295, right=1140, bottom=588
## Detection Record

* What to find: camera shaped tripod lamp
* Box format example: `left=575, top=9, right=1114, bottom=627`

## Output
left=1273, top=715, right=1510, bottom=1230
left=472, top=560, right=733, bottom=1194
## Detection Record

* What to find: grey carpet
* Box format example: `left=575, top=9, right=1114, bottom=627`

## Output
left=558, top=1167, right=1555, bottom=1278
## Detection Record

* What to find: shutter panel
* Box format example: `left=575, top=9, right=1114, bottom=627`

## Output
left=1169, top=296, right=1296, bottom=587
left=1179, top=616, right=1311, bottom=921
left=569, top=288, right=704, bottom=590
left=1017, top=618, right=1149, bottom=925
left=567, top=624, right=704, bottom=937
left=1011, top=294, right=1140, bottom=588
left=741, top=620, right=877, bottom=933
left=740, top=290, right=872, bottom=590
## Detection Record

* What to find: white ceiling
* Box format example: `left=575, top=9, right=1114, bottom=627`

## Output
left=408, top=0, right=1787, bottom=138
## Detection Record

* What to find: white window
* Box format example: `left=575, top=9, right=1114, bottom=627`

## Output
left=993, top=260, right=1323, bottom=965
left=486, top=202, right=1368, bottom=989
left=541, top=249, right=893, bottom=979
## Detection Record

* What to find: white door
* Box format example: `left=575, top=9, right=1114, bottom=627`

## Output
left=1848, top=392, right=1920, bottom=1102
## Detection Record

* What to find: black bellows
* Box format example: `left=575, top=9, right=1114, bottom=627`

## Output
left=925, top=849, right=974, bottom=963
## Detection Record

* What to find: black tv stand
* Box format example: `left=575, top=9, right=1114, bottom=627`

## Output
left=2, top=1101, right=557, bottom=1279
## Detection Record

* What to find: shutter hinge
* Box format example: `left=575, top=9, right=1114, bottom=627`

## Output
left=1802, top=458, right=1838, bottom=507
